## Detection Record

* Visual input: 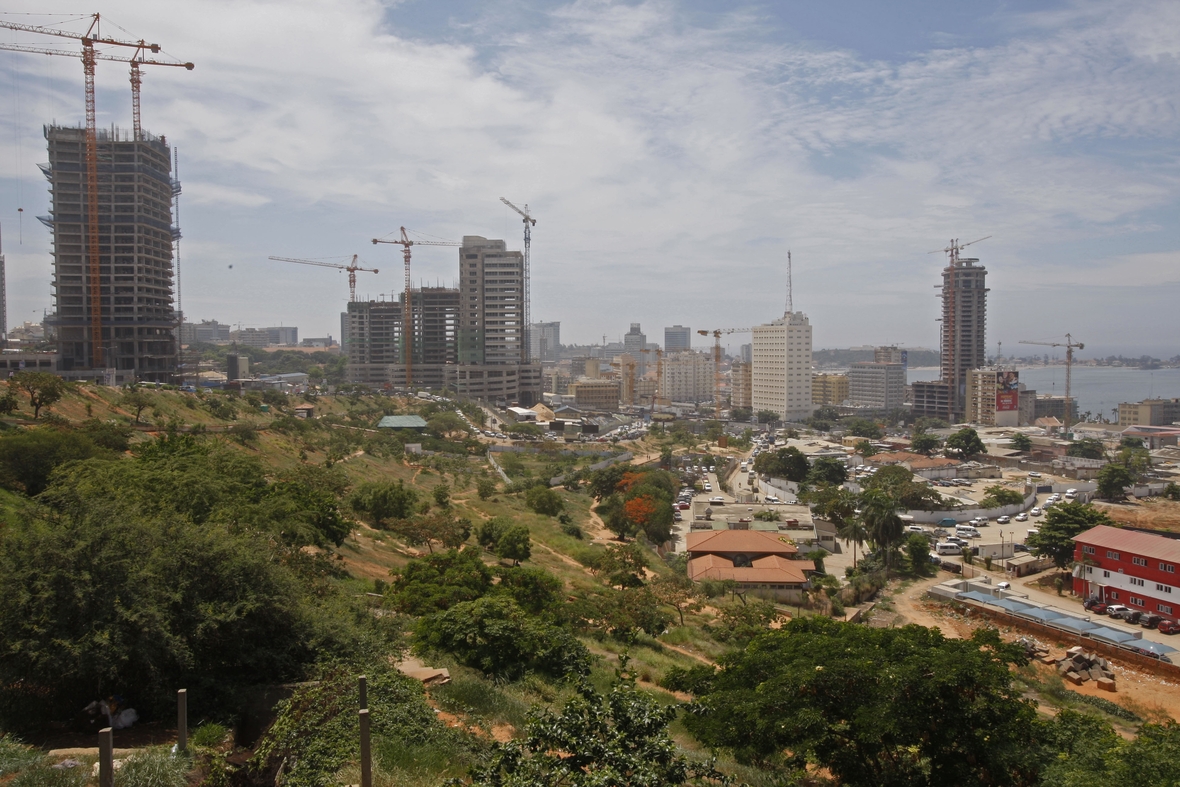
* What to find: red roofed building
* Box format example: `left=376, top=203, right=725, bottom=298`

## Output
left=1073, top=524, right=1180, bottom=621
left=686, top=530, right=815, bottom=602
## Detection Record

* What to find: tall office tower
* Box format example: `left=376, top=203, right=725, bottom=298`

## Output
left=43, top=126, right=178, bottom=381
left=623, top=323, right=647, bottom=375
left=751, top=311, right=813, bottom=422
left=453, top=236, right=540, bottom=403
left=664, top=325, right=691, bottom=353
left=529, top=321, right=561, bottom=362
left=848, top=362, right=906, bottom=411
left=740, top=343, right=752, bottom=364
left=939, top=252, right=988, bottom=421
left=661, top=350, right=713, bottom=403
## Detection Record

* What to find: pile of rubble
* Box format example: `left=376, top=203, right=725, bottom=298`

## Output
left=1017, top=638, right=1117, bottom=692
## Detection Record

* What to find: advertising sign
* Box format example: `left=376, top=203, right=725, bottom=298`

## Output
left=996, top=370, right=1019, bottom=412
left=901, top=349, right=908, bottom=370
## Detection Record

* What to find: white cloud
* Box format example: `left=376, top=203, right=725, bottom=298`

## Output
left=183, top=182, right=271, bottom=208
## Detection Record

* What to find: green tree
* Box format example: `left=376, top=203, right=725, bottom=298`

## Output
left=426, top=411, right=467, bottom=438
left=349, top=480, right=419, bottom=527
left=730, top=407, right=752, bottom=423
left=495, top=524, right=532, bottom=565
left=496, top=566, right=563, bottom=614
left=1096, top=464, right=1134, bottom=500
left=475, top=516, right=511, bottom=551
left=807, top=456, right=847, bottom=485
left=753, top=446, right=809, bottom=482
left=388, top=546, right=493, bottom=614
left=756, top=410, right=779, bottom=424
left=477, top=477, right=497, bottom=500
left=1066, top=438, right=1106, bottom=460
left=979, top=484, right=1025, bottom=508
left=416, top=596, right=589, bottom=680
left=12, top=372, right=66, bottom=419
left=650, top=572, right=702, bottom=626
left=905, top=531, right=932, bottom=576
left=684, top=618, right=1039, bottom=784
left=525, top=485, right=564, bottom=516
left=592, top=542, right=649, bottom=589
left=910, top=432, right=941, bottom=455
left=0, top=428, right=106, bottom=496
left=1028, top=502, right=1115, bottom=571
left=1008, top=433, right=1033, bottom=452
left=120, top=389, right=153, bottom=423
left=432, top=482, right=452, bottom=508
left=854, top=439, right=877, bottom=457
left=860, top=488, right=904, bottom=569
left=844, top=417, right=883, bottom=439
left=461, top=668, right=727, bottom=787
left=944, top=427, right=986, bottom=459
left=79, top=418, right=134, bottom=452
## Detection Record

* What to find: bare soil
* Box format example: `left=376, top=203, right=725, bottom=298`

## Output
left=1094, top=498, right=1180, bottom=533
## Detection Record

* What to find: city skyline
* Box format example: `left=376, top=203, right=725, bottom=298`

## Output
left=0, top=1, right=1178, bottom=357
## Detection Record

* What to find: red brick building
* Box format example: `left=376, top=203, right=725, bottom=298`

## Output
left=1073, top=525, right=1180, bottom=621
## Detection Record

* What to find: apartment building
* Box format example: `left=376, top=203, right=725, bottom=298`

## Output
left=731, top=361, right=753, bottom=409
left=661, top=350, right=713, bottom=403
left=965, top=368, right=1019, bottom=427
left=569, top=379, right=620, bottom=411
left=848, top=362, right=905, bottom=411
left=1119, top=399, right=1180, bottom=427
left=752, top=312, right=813, bottom=422
left=1074, top=525, right=1180, bottom=621
left=812, top=373, right=849, bottom=406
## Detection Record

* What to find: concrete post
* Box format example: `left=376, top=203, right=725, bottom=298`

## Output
left=177, top=689, right=188, bottom=752
left=98, top=727, right=113, bottom=787
left=359, top=709, right=372, bottom=787
left=358, top=675, right=367, bottom=710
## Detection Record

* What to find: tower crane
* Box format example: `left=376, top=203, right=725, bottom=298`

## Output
left=500, top=198, right=535, bottom=363
left=266, top=256, right=378, bottom=302
left=1019, top=334, right=1085, bottom=436
left=698, top=328, right=752, bottom=412
left=371, top=228, right=459, bottom=388
left=0, top=14, right=192, bottom=367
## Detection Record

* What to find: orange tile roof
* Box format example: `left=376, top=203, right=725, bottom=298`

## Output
left=688, top=554, right=814, bottom=585
left=685, top=529, right=799, bottom=556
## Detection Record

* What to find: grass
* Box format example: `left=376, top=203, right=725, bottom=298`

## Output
left=190, top=722, right=230, bottom=749
left=114, top=748, right=190, bottom=787
left=9, top=763, right=89, bottom=787
left=432, top=674, right=531, bottom=731
left=0, top=736, right=43, bottom=777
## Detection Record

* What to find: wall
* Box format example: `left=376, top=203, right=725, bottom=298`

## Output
left=905, top=489, right=1038, bottom=524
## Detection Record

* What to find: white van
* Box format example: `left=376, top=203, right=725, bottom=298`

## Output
left=956, top=525, right=981, bottom=539
left=936, top=542, right=963, bottom=555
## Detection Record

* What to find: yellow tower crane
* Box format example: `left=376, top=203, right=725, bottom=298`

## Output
left=1019, top=333, right=1085, bottom=436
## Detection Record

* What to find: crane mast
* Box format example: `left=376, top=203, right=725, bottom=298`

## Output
left=1019, top=333, right=1085, bottom=436
left=500, top=198, right=536, bottom=363
left=698, top=328, right=752, bottom=413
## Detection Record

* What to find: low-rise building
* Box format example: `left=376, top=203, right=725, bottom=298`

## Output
left=569, top=379, right=620, bottom=411
left=1073, top=524, right=1180, bottom=621
left=1119, top=399, right=1180, bottom=427
left=686, top=529, right=815, bottom=603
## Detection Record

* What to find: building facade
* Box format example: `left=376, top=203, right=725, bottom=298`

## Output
left=44, top=125, right=178, bottom=381
left=938, top=254, right=988, bottom=421
left=1035, top=395, right=1081, bottom=424
left=965, top=368, right=1020, bottom=427
left=848, top=362, right=905, bottom=411
left=345, top=288, right=460, bottom=388
left=1119, top=399, right=1180, bottom=427
left=664, top=325, right=691, bottom=353
left=812, top=373, right=849, bottom=406
left=751, top=312, right=813, bottom=422
left=623, top=323, right=647, bottom=376
left=661, top=350, right=713, bottom=403
left=911, top=380, right=952, bottom=421
left=528, top=321, right=560, bottom=362
left=459, top=236, right=524, bottom=365
left=569, top=379, right=620, bottom=411
left=731, top=360, right=753, bottom=409
left=874, top=345, right=904, bottom=364
left=1073, top=525, right=1180, bottom=622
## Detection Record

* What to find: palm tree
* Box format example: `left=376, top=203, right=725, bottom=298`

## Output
left=823, top=487, right=864, bottom=569
left=860, top=488, right=904, bottom=570
left=836, top=516, right=868, bottom=571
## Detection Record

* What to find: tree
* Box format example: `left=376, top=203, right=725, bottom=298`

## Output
left=731, top=407, right=752, bottom=423
left=525, top=485, right=564, bottom=516
left=12, top=372, right=66, bottom=419
left=426, top=411, right=467, bottom=438
left=432, top=482, right=451, bottom=508
left=1096, top=464, right=1134, bottom=500
left=753, top=446, right=809, bottom=482
left=495, top=524, right=532, bottom=565
left=1066, top=438, right=1106, bottom=460
left=349, top=480, right=419, bottom=527
left=837, top=516, right=868, bottom=571
left=461, top=668, right=727, bottom=787
left=415, top=596, right=589, bottom=680
left=944, top=427, right=986, bottom=459
left=650, top=572, right=702, bottom=626
left=388, top=547, right=493, bottom=614
left=1041, top=715, right=1180, bottom=787
left=905, top=532, right=932, bottom=576
left=854, top=439, right=876, bottom=457
left=844, top=418, right=883, bottom=439
left=807, top=456, right=847, bottom=486
left=1028, top=502, right=1115, bottom=571
left=475, top=516, right=511, bottom=551
left=910, top=432, right=941, bottom=455
left=496, top=566, right=563, bottom=614
left=120, top=389, right=153, bottom=423
left=860, top=488, right=904, bottom=569
left=684, top=618, right=1040, bottom=784
left=596, top=494, right=637, bottom=541
left=1008, top=433, right=1033, bottom=452
left=756, top=410, right=779, bottom=424
left=477, top=477, right=497, bottom=500
left=592, top=542, right=649, bottom=589
left=0, top=428, right=107, bottom=496
left=979, top=484, right=1024, bottom=508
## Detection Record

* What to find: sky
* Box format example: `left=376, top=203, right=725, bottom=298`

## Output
left=0, top=0, right=1178, bottom=358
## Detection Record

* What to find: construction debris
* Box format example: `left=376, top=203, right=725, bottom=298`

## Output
left=1017, top=638, right=1118, bottom=690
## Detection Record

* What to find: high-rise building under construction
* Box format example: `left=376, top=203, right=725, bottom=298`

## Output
left=42, top=125, right=178, bottom=381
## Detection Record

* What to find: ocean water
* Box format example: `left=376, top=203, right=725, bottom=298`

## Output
left=905, top=366, right=1180, bottom=420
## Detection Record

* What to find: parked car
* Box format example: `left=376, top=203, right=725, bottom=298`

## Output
left=997, top=516, right=1011, bottom=524
left=1124, top=610, right=1143, bottom=625
left=996, top=581, right=1011, bottom=590
left=1028, top=472, right=1042, bottom=478
left=1089, top=602, right=1109, bottom=615
left=940, top=560, right=963, bottom=574
left=1104, top=605, right=1131, bottom=618
left=1030, top=507, right=1042, bottom=516
left=1141, top=614, right=1163, bottom=629
left=1015, top=513, right=1028, bottom=522
left=1083, top=598, right=1102, bottom=610
left=1158, top=619, right=1180, bottom=635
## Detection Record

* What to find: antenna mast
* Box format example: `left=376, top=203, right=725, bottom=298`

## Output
left=785, top=250, right=793, bottom=314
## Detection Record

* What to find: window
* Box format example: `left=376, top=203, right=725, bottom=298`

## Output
left=1131, top=577, right=1145, bottom=587
left=1131, top=597, right=1146, bottom=607
left=1157, top=584, right=1173, bottom=594
left=1133, top=556, right=1147, bottom=567
left=1162, top=563, right=1176, bottom=573
left=1160, top=604, right=1173, bottom=615
left=1107, top=551, right=1120, bottom=560
left=1083, top=546, right=1095, bottom=555
left=1110, top=591, right=1120, bottom=599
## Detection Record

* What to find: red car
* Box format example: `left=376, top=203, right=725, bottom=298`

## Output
left=1089, top=603, right=1108, bottom=615
left=1158, top=620, right=1180, bottom=635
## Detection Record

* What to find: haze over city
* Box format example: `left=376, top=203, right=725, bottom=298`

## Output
left=0, top=0, right=1178, bottom=355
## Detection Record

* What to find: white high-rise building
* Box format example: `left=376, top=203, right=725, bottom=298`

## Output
left=752, top=312, right=813, bottom=422
left=660, top=350, right=713, bottom=403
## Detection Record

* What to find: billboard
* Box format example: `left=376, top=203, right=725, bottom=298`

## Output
left=996, top=370, right=1019, bottom=412
left=901, top=349, right=908, bottom=370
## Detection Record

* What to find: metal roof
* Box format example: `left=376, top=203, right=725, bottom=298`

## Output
left=1073, top=524, right=1180, bottom=564
left=377, top=415, right=428, bottom=429
left=1087, top=626, right=1139, bottom=645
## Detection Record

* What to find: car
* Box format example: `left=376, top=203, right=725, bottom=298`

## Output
left=1104, top=605, right=1131, bottom=618
left=1028, top=472, right=1042, bottom=478
left=1013, top=543, right=1029, bottom=553
left=1089, top=602, right=1109, bottom=615
left=905, top=525, right=926, bottom=534
left=1125, top=610, right=1143, bottom=625
left=709, top=496, right=725, bottom=504
left=997, top=516, right=1011, bottom=524
left=940, top=560, right=963, bottom=574
left=996, top=581, right=1011, bottom=589
left=1015, top=512, right=1028, bottom=522
left=1141, top=614, right=1163, bottom=629
left=1083, top=598, right=1102, bottom=610
left=1158, top=620, right=1180, bottom=635
left=1030, top=507, right=1042, bottom=516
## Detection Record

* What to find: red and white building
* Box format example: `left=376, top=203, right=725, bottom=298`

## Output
left=1072, top=525, right=1180, bottom=621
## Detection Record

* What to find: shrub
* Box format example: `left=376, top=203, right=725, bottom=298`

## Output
left=524, top=486, right=564, bottom=517
left=191, top=722, right=230, bottom=749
